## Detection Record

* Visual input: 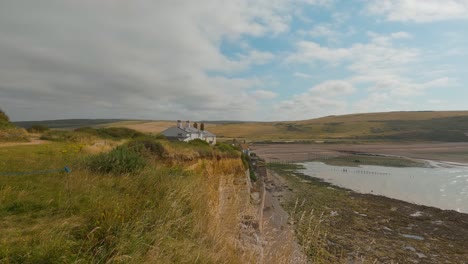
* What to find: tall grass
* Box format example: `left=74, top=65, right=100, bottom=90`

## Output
left=0, top=139, right=253, bottom=263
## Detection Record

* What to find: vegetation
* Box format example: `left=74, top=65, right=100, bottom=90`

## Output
left=126, top=137, right=167, bottom=158
left=13, top=119, right=127, bottom=129
left=75, top=127, right=144, bottom=139
left=27, top=124, right=49, bottom=133
left=85, top=146, right=147, bottom=175
left=0, top=109, right=29, bottom=142
left=0, top=109, right=9, bottom=122
left=0, top=135, right=251, bottom=263
left=39, top=127, right=144, bottom=143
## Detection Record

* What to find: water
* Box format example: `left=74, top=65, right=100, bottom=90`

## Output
left=299, top=162, right=468, bottom=213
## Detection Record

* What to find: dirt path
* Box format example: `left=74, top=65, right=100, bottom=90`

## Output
left=262, top=168, right=308, bottom=263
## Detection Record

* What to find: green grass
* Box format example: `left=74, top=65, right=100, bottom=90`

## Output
left=0, top=138, right=248, bottom=263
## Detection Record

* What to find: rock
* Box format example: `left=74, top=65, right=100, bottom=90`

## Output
left=404, top=246, right=416, bottom=252
left=401, top=234, right=425, bottom=241
left=410, top=211, right=423, bottom=217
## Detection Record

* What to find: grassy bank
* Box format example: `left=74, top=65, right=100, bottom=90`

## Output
left=268, top=163, right=468, bottom=263
left=0, top=137, right=251, bottom=263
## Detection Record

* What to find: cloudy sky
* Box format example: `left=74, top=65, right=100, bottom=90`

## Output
left=1, top=0, right=467, bottom=121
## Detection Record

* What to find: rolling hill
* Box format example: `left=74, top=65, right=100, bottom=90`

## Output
left=12, top=111, right=468, bottom=142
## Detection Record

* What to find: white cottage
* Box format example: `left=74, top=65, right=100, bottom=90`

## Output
left=161, top=120, right=216, bottom=144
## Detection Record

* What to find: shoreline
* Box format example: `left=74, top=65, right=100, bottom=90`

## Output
left=267, top=164, right=468, bottom=263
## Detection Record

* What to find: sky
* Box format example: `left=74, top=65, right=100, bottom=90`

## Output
left=0, top=0, right=467, bottom=121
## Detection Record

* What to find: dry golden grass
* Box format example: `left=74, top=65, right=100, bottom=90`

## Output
left=0, top=139, right=258, bottom=263
left=102, top=120, right=175, bottom=134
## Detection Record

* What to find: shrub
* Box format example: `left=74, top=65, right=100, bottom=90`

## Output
left=74, top=127, right=144, bottom=140
left=74, top=126, right=98, bottom=134
left=97, top=127, right=144, bottom=139
left=188, top=139, right=214, bottom=158
left=127, top=138, right=167, bottom=158
left=0, top=108, right=9, bottom=122
left=40, top=130, right=82, bottom=142
left=0, top=127, right=29, bottom=142
left=27, top=124, right=49, bottom=133
left=86, top=146, right=146, bottom=175
left=215, top=143, right=239, bottom=158
left=188, top=139, right=209, bottom=146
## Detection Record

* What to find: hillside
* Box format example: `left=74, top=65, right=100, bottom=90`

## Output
left=13, top=119, right=130, bottom=129
left=13, top=111, right=468, bottom=142
left=98, top=111, right=468, bottom=142
left=209, top=111, right=468, bottom=142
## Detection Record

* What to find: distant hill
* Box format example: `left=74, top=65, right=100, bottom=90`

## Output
left=13, top=119, right=130, bottom=129
left=207, top=111, right=468, bottom=142
left=16, top=111, right=468, bottom=142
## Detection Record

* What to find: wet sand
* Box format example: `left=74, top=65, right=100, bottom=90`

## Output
left=251, top=142, right=468, bottom=163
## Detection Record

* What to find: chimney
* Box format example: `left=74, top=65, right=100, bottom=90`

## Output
left=177, top=120, right=182, bottom=128
left=186, top=120, right=190, bottom=129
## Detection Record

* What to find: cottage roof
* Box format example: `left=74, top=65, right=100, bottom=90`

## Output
left=161, top=126, right=216, bottom=138
left=161, top=126, right=189, bottom=138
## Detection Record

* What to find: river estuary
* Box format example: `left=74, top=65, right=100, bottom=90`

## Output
left=299, top=161, right=468, bottom=213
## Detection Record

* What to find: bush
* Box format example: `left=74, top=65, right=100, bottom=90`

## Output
left=97, top=127, right=144, bottom=139
left=86, top=146, right=146, bottom=175
left=189, top=139, right=215, bottom=157
left=74, top=127, right=144, bottom=140
left=0, top=127, right=29, bottom=142
left=27, top=124, right=49, bottom=133
left=215, top=143, right=239, bottom=158
left=127, top=138, right=166, bottom=158
left=188, top=139, right=210, bottom=146
left=40, top=130, right=84, bottom=142
left=0, top=108, right=9, bottom=122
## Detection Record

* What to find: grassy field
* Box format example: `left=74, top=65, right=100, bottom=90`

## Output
left=0, top=134, right=254, bottom=263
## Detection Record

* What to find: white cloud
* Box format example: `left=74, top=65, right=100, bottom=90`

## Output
left=286, top=41, right=352, bottom=63
left=390, top=32, right=412, bottom=39
left=251, top=89, right=278, bottom=100
left=285, top=31, right=458, bottom=117
left=294, top=72, right=313, bottom=78
left=303, top=24, right=338, bottom=38
left=287, top=33, right=419, bottom=74
left=273, top=80, right=354, bottom=120
left=367, top=0, right=468, bottom=22
left=309, top=80, right=356, bottom=96
left=0, top=0, right=333, bottom=121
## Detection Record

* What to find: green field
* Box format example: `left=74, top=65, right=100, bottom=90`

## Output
left=0, top=135, right=250, bottom=263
